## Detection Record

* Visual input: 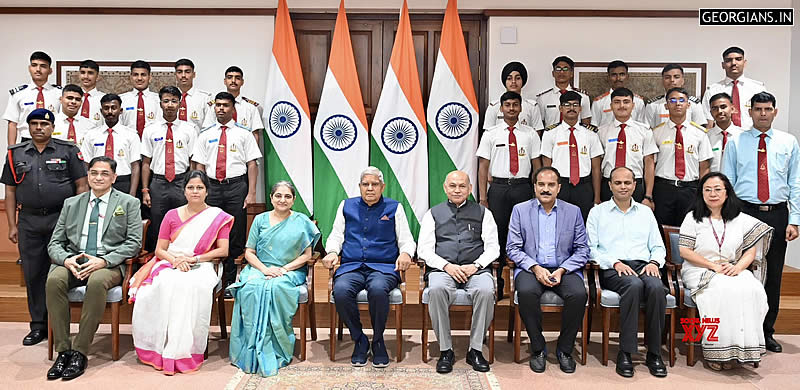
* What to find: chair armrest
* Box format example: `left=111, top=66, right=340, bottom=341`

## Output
left=664, top=261, right=683, bottom=306
left=122, top=256, right=137, bottom=300
left=399, top=267, right=407, bottom=305
left=580, top=264, right=590, bottom=303
left=307, top=251, right=320, bottom=297
left=589, top=262, right=602, bottom=308
left=506, top=257, right=516, bottom=269
left=416, top=258, right=426, bottom=304
left=326, top=256, right=340, bottom=302
left=507, top=257, right=516, bottom=305
left=136, top=252, right=155, bottom=264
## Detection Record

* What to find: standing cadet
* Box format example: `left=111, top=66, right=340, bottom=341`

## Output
left=536, top=56, right=591, bottom=127
left=120, top=60, right=161, bottom=138
left=1, top=108, right=88, bottom=346
left=212, top=66, right=265, bottom=145
left=596, top=88, right=658, bottom=205
left=80, top=94, right=141, bottom=196
left=702, top=47, right=766, bottom=131
left=644, top=64, right=708, bottom=129
left=52, top=84, right=92, bottom=146
left=174, top=58, right=210, bottom=131
left=4, top=51, right=62, bottom=146
left=707, top=92, right=742, bottom=172
left=541, top=91, right=603, bottom=221
left=591, top=60, right=646, bottom=127
left=141, top=86, right=197, bottom=250
left=651, top=87, right=712, bottom=226
left=76, top=60, right=105, bottom=128
left=192, top=92, right=261, bottom=288
left=483, top=62, right=544, bottom=133
left=722, top=92, right=800, bottom=354
left=477, top=91, right=541, bottom=297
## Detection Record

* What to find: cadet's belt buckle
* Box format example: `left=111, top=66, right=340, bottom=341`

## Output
left=671, top=179, right=681, bottom=187
left=758, top=205, right=771, bottom=212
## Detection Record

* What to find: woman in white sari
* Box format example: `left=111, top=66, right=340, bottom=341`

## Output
left=679, top=172, right=773, bottom=370
left=129, top=170, right=234, bottom=375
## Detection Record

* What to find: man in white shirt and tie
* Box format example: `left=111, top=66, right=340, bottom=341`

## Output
left=702, top=46, right=766, bottom=131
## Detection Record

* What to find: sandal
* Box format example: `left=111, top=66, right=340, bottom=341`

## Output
left=707, top=361, right=723, bottom=371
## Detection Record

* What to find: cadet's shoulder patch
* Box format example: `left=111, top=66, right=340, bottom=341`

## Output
left=536, top=88, right=553, bottom=97
left=207, top=99, right=215, bottom=107
left=580, top=123, right=598, bottom=132
left=51, top=84, right=62, bottom=89
left=9, top=84, right=28, bottom=96
left=652, top=122, right=667, bottom=130
left=593, top=91, right=610, bottom=101
left=544, top=123, right=560, bottom=131
left=646, top=94, right=665, bottom=105
left=242, top=96, right=260, bottom=106
left=688, top=95, right=701, bottom=104
left=690, top=121, right=707, bottom=132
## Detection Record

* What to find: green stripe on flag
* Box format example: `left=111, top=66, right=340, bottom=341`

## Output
left=427, top=124, right=457, bottom=207
left=369, top=137, right=421, bottom=239
left=312, top=139, right=349, bottom=244
left=263, top=132, right=310, bottom=216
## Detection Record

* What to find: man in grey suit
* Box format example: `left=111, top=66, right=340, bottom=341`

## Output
left=507, top=166, right=589, bottom=374
left=45, top=156, right=142, bottom=380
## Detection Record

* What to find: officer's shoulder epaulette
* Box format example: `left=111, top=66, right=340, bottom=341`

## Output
left=234, top=122, right=251, bottom=131
left=574, top=88, right=589, bottom=96
left=536, top=88, right=553, bottom=97
left=646, top=94, right=665, bottom=105
left=652, top=122, right=667, bottom=130
left=51, top=84, right=62, bottom=89
left=51, top=138, right=75, bottom=147
left=200, top=124, right=215, bottom=133
left=241, top=96, right=260, bottom=107
left=9, top=84, right=28, bottom=96
left=593, top=91, right=610, bottom=101
left=580, top=123, right=598, bottom=132
left=207, top=99, right=215, bottom=107
left=690, top=121, right=707, bottom=132
left=688, top=95, right=701, bottom=104
left=524, top=97, right=538, bottom=106
left=8, top=141, right=28, bottom=150
left=544, top=123, right=559, bottom=131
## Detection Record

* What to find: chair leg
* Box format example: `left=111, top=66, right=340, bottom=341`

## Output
left=204, top=344, right=209, bottom=360
left=300, top=302, right=307, bottom=362
left=309, top=299, right=318, bottom=341
left=514, top=306, right=522, bottom=363
left=602, top=307, right=610, bottom=366
left=218, top=292, right=228, bottom=340
left=581, top=305, right=588, bottom=365
left=337, top=317, right=344, bottom=341
left=421, top=304, right=428, bottom=363
left=396, top=305, right=403, bottom=362
left=687, top=306, right=696, bottom=366
left=669, top=311, right=676, bottom=367
left=506, top=303, right=514, bottom=343
left=489, top=318, right=495, bottom=364
left=329, top=303, right=336, bottom=361
left=48, top=316, right=54, bottom=361
left=112, top=302, right=120, bottom=361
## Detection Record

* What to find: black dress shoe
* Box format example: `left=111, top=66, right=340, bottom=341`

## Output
left=61, top=351, right=87, bottom=380
left=529, top=349, right=546, bottom=373
left=615, top=351, right=634, bottom=378
left=766, top=336, right=783, bottom=353
left=23, top=329, right=47, bottom=346
left=646, top=352, right=668, bottom=377
left=47, top=351, right=73, bottom=380
left=466, top=348, right=490, bottom=372
left=436, top=349, right=455, bottom=374
left=556, top=350, right=576, bottom=374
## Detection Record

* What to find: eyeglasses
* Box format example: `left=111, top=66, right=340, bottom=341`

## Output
left=668, top=98, right=687, bottom=104
left=560, top=103, right=580, bottom=108
left=703, top=187, right=726, bottom=194
left=360, top=182, right=382, bottom=188
left=553, top=66, right=572, bottom=72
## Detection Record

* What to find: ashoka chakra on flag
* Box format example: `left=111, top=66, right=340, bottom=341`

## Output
left=269, top=101, right=302, bottom=138
left=381, top=117, right=418, bottom=154
left=435, top=102, right=472, bottom=139
left=320, top=114, right=358, bottom=151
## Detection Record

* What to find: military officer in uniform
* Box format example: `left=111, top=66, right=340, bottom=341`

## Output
left=596, top=88, right=658, bottom=205
left=483, top=62, right=544, bottom=133
left=707, top=92, right=742, bottom=172
left=76, top=60, right=105, bottom=128
left=120, top=60, right=161, bottom=138
left=644, top=64, right=708, bottom=129
left=541, top=91, right=603, bottom=221
left=591, top=60, right=646, bottom=127
left=214, top=66, right=265, bottom=145
left=702, top=47, right=766, bottom=131
left=193, top=92, right=261, bottom=288
left=174, top=58, right=210, bottom=131
left=651, top=87, right=713, bottom=226
left=535, top=56, right=591, bottom=127
left=53, top=84, right=92, bottom=146
left=1, top=108, right=88, bottom=346
left=4, top=51, right=62, bottom=146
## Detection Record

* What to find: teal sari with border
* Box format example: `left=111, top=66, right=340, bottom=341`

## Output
left=228, top=211, right=320, bottom=377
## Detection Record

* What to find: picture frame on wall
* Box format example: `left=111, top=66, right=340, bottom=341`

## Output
left=56, top=61, right=177, bottom=95
left=573, top=62, right=707, bottom=102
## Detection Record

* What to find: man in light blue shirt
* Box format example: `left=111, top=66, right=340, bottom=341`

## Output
left=721, top=91, right=800, bottom=353
left=586, top=166, right=667, bottom=378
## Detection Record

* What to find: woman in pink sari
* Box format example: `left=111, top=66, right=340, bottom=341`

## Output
left=129, top=170, right=233, bottom=375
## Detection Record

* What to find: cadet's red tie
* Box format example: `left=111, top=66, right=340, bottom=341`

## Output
left=559, top=89, right=566, bottom=123
left=165, top=123, right=175, bottom=182
left=232, top=107, right=238, bottom=122
left=81, top=93, right=90, bottom=118
left=216, top=126, right=228, bottom=181
left=674, top=124, right=686, bottom=179
left=35, top=87, right=44, bottom=109
left=722, top=130, right=729, bottom=151
left=66, top=117, right=76, bottom=143
left=731, top=80, right=742, bottom=127
left=179, top=92, right=188, bottom=121
left=136, top=91, right=145, bottom=137
left=569, top=127, right=579, bottom=185
left=105, top=128, right=114, bottom=158
left=758, top=133, right=770, bottom=203
left=615, top=123, right=627, bottom=167
left=508, top=126, right=519, bottom=176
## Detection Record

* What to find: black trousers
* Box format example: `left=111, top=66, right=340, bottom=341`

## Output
left=332, top=266, right=399, bottom=342
left=652, top=179, right=695, bottom=227
left=516, top=269, right=587, bottom=355
left=18, top=210, right=60, bottom=330
left=600, top=177, right=645, bottom=203
left=112, top=174, right=131, bottom=195
left=487, top=181, right=533, bottom=295
left=207, top=176, right=248, bottom=284
left=147, top=174, right=188, bottom=251
left=742, top=203, right=789, bottom=338
left=558, top=177, right=593, bottom=221
left=600, top=260, right=667, bottom=354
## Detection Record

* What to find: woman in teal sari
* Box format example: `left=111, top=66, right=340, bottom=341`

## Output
left=228, top=181, right=320, bottom=377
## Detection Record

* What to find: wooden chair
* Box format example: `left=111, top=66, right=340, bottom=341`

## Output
left=505, top=258, right=591, bottom=365
left=48, top=219, right=150, bottom=361
left=327, top=257, right=407, bottom=362
left=417, top=259, right=498, bottom=363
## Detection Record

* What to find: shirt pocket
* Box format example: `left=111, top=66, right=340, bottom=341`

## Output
left=773, top=152, right=790, bottom=175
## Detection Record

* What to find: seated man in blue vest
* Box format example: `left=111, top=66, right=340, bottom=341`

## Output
left=418, top=170, right=499, bottom=374
left=322, top=166, right=416, bottom=368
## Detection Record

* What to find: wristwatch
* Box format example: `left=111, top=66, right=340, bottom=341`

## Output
left=643, top=195, right=654, bottom=202
left=473, top=261, right=483, bottom=269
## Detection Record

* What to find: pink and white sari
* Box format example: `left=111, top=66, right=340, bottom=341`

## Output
left=129, top=206, right=233, bottom=375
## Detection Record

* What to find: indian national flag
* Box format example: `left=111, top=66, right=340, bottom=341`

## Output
left=427, top=0, right=479, bottom=205
left=263, top=0, right=313, bottom=215
left=370, top=0, right=428, bottom=238
left=313, top=0, right=370, bottom=242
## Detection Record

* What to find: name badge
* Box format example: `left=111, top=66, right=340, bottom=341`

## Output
left=546, top=105, right=557, bottom=108
left=712, top=147, right=720, bottom=151
left=495, top=143, right=506, bottom=148
left=608, top=138, right=618, bottom=143
left=52, top=131, right=62, bottom=135
left=94, top=142, right=105, bottom=146
left=662, top=140, right=673, bottom=145
left=209, top=138, right=219, bottom=143
left=23, top=102, right=34, bottom=106
left=557, top=141, right=569, bottom=146
left=125, top=107, right=135, bottom=111
left=154, top=137, right=164, bottom=142
left=603, top=108, right=612, bottom=113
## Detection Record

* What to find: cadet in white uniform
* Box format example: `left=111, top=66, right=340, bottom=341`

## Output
left=221, top=65, right=265, bottom=145
left=590, top=60, right=646, bottom=127
left=119, top=60, right=161, bottom=138
left=483, top=62, right=543, bottom=132
left=76, top=60, right=105, bottom=128
left=644, top=64, right=707, bottom=129
left=702, top=46, right=766, bottom=131
left=705, top=92, right=742, bottom=172
left=52, top=84, right=92, bottom=146
left=174, top=58, right=211, bottom=131
left=536, top=56, right=591, bottom=127
left=4, top=51, right=61, bottom=145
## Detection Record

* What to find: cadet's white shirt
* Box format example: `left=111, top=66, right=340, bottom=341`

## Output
left=476, top=121, right=540, bottom=179
left=80, top=87, right=106, bottom=128
left=541, top=122, right=604, bottom=178
left=80, top=123, right=141, bottom=175
left=701, top=76, right=766, bottom=131
left=652, top=119, right=713, bottom=181
left=597, top=119, right=658, bottom=178
left=3, top=82, right=62, bottom=140
left=707, top=123, right=742, bottom=172
left=237, top=95, right=265, bottom=121
left=120, top=88, right=162, bottom=132
left=535, top=86, right=592, bottom=126
left=52, top=112, right=92, bottom=146
left=483, top=97, right=544, bottom=131
left=202, top=100, right=263, bottom=132
left=590, top=89, right=646, bottom=127
left=644, top=95, right=706, bottom=129
left=192, top=120, right=262, bottom=178
left=141, top=119, right=198, bottom=175
left=178, top=86, right=212, bottom=131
